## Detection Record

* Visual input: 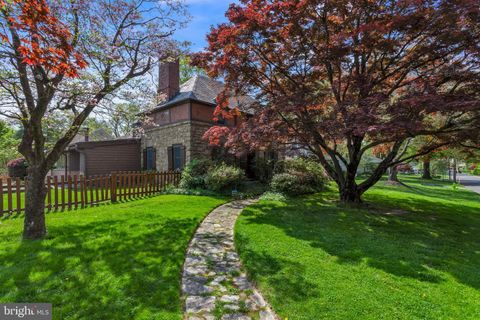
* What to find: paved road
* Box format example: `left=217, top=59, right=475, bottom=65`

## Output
left=458, top=174, right=480, bottom=195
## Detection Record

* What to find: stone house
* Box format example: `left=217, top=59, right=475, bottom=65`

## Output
left=141, top=60, right=256, bottom=173
left=60, top=60, right=273, bottom=177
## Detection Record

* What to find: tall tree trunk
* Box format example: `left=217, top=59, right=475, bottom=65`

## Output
left=339, top=187, right=363, bottom=204
left=388, top=165, right=399, bottom=182
left=23, top=165, right=48, bottom=240
left=422, top=160, right=432, bottom=179
left=339, top=166, right=363, bottom=204
left=452, top=158, right=457, bottom=182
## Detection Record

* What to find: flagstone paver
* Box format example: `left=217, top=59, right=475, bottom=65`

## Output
left=182, top=200, right=277, bottom=320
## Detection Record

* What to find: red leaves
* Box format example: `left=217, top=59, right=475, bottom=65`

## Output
left=203, top=126, right=231, bottom=146
left=194, top=0, right=480, bottom=156
left=372, top=143, right=394, bottom=157
left=6, top=157, right=27, bottom=168
left=2, top=0, right=87, bottom=77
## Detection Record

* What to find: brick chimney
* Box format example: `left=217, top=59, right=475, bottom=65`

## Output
left=83, top=127, right=89, bottom=142
left=158, top=60, right=180, bottom=101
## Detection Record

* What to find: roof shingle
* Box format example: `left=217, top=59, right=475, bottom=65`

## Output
left=150, top=75, right=255, bottom=113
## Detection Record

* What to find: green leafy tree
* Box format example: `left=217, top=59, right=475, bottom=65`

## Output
left=95, top=103, right=140, bottom=138
left=180, top=55, right=205, bottom=84
left=0, top=120, right=20, bottom=174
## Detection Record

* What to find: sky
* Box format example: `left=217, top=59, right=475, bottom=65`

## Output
left=175, top=0, right=239, bottom=52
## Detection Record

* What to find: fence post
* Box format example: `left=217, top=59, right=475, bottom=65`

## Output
left=67, top=175, right=72, bottom=210
left=53, top=176, right=59, bottom=211
left=60, top=175, right=65, bottom=211
left=95, top=176, right=100, bottom=206
left=15, top=178, right=21, bottom=214
left=80, top=175, right=85, bottom=209
left=7, top=178, right=12, bottom=214
left=46, top=176, right=52, bottom=211
left=89, top=178, right=94, bottom=207
left=111, top=173, right=117, bottom=203
left=0, top=178, right=3, bottom=217
left=73, top=175, right=78, bottom=209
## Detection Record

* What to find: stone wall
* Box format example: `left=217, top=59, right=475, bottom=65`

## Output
left=142, top=120, right=213, bottom=171
left=190, top=121, right=213, bottom=160
left=143, top=121, right=192, bottom=171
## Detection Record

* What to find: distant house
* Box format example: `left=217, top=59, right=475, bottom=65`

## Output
left=58, top=60, right=277, bottom=178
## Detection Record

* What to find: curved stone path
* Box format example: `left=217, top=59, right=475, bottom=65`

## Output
left=182, top=200, right=277, bottom=320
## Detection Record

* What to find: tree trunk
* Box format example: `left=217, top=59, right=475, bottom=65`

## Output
left=339, top=168, right=363, bottom=204
left=388, top=165, right=399, bottom=182
left=422, top=160, right=432, bottom=179
left=452, top=158, right=457, bottom=183
left=23, top=166, right=48, bottom=240
left=339, top=188, right=363, bottom=204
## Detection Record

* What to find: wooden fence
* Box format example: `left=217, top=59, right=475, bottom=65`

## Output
left=0, top=171, right=181, bottom=217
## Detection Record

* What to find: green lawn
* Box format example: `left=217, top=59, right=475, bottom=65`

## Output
left=235, top=176, right=480, bottom=319
left=0, top=195, right=225, bottom=320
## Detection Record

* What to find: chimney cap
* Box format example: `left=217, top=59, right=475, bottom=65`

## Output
left=82, top=126, right=89, bottom=142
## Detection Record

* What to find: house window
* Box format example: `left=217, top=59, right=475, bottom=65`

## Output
left=144, top=147, right=156, bottom=170
left=173, top=144, right=183, bottom=170
left=168, top=144, right=185, bottom=170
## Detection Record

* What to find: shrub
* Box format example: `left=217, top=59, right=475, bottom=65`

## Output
left=259, top=191, right=287, bottom=201
left=270, top=173, right=317, bottom=196
left=473, top=167, right=480, bottom=176
left=163, top=185, right=218, bottom=196
left=276, top=157, right=327, bottom=184
left=179, top=158, right=213, bottom=189
left=270, top=158, right=327, bottom=196
left=7, top=158, right=27, bottom=168
left=205, top=164, right=245, bottom=192
left=7, top=158, right=28, bottom=179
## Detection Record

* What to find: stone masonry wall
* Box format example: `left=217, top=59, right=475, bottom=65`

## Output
left=142, top=120, right=213, bottom=171
left=190, top=121, right=213, bottom=160
left=143, top=121, right=192, bottom=171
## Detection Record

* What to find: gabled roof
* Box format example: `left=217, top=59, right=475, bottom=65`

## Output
left=150, top=74, right=255, bottom=113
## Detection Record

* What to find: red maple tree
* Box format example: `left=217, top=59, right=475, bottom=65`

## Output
left=1, top=0, right=186, bottom=239
left=193, top=0, right=480, bottom=203
left=1, top=0, right=87, bottom=76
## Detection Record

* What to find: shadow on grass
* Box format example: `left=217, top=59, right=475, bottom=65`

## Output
left=239, top=182, right=480, bottom=291
left=0, top=216, right=198, bottom=319
left=235, top=233, right=319, bottom=301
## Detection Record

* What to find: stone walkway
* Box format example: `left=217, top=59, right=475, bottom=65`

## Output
left=182, top=200, right=277, bottom=320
